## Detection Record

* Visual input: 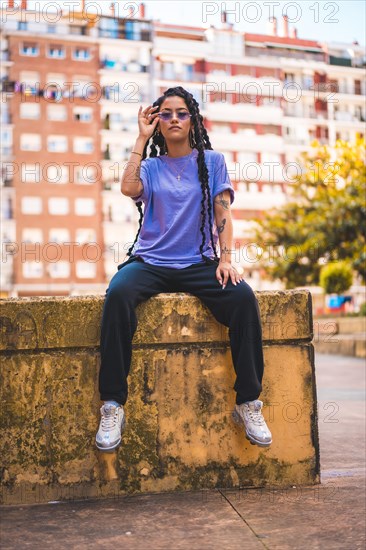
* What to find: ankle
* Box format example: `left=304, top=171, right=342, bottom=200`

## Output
left=104, top=400, right=121, bottom=408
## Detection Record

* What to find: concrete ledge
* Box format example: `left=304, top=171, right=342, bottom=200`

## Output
left=313, top=317, right=366, bottom=357
left=0, top=290, right=319, bottom=504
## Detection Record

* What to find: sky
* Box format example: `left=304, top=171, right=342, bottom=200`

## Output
left=18, top=1, right=366, bottom=45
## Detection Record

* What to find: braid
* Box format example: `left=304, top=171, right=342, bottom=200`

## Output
left=128, top=85, right=219, bottom=262
left=127, top=201, right=143, bottom=256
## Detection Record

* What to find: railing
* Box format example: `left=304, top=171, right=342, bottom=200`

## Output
left=283, top=110, right=328, bottom=120
left=98, top=30, right=151, bottom=42
left=155, top=70, right=206, bottom=83
left=329, top=55, right=352, bottom=67
left=100, top=60, right=148, bottom=73
left=1, top=113, right=12, bottom=124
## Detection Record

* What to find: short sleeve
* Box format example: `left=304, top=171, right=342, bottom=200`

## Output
left=131, top=159, right=150, bottom=204
left=212, top=153, right=235, bottom=205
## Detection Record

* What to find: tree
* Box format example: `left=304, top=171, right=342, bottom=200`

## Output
left=252, top=136, right=366, bottom=289
left=319, top=261, right=353, bottom=294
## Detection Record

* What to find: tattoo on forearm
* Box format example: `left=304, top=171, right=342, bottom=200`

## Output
left=221, top=244, right=233, bottom=254
left=214, top=192, right=230, bottom=210
left=218, top=218, right=226, bottom=234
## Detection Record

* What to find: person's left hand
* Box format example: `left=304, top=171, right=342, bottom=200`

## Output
left=216, top=262, right=243, bottom=290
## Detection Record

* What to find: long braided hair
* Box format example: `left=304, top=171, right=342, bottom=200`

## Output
left=127, top=86, right=219, bottom=262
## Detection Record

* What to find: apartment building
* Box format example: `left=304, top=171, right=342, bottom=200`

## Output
left=0, top=2, right=364, bottom=295
left=98, top=6, right=153, bottom=279
left=0, top=1, right=153, bottom=295
left=1, top=3, right=104, bottom=296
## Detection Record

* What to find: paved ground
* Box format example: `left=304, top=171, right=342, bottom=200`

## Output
left=1, top=352, right=365, bottom=550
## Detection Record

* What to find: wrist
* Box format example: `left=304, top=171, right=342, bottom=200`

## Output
left=219, top=256, right=232, bottom=264
left=136, top=135, right=147, bottom=145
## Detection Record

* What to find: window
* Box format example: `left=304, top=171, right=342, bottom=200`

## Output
left=182, top=64, right=194, bottom=81
left=73, top=107, right=92, bottom=122
left=21, top=197, right=42, bottom=215
left=75, top=165, right=96, bottom=185
left=75, top=198, right=95, bottom=216
left=23, top=262, right=43, bottom=278
left=20, top=42, right=39, bottom=56
left=261, top=153, right=281, bottom=164
left=76, top=261, right=96, bottom=279
left=46, top=164, right=68, bottom=184
left=162, top=62, right=175, bottom=79
left=222, top=151, right=233, bottom=163
left=73, top=137, right=94, bottom=154
left=19, top=71, right=40, bottom=86
left=212, top=123, right=230, bottom=133
left=48, top=262, right=70, bottom=278
left=20, top=134, right=41, bottom=152
left=73, top=47, right=91, bottom=61
left=1, top=128, right=12, bottom=147
left=47, top=105, right=67, bottom=122
left=21, top=164, right=41, bottom=183
left=48, top=198, right=69, bottom=215
left=72, top=77, right=96, bottom=99
left=47, top=45, right=65, bottom=59
left=49, top=228, right=70, bottom=243
left=20, top=103, right=40, bottom=120
left=46, top=73, right=66, bottom=87
left=47, top=135, right=68, bottom=153
left=76, top=228, right=96, bottom=244
left=22, top=228, right=43, bottom=243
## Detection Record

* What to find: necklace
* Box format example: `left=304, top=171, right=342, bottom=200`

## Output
left=164, top=150, right=193, bottom=181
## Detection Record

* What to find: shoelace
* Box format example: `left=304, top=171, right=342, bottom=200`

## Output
left=246, top=406, right=265, bottom=425
left=101, top=407, right=118, bottom=431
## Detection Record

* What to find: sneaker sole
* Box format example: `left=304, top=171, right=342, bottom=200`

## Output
left=95, top=416, right=126, bottom=452
left=232, top=410, right=272, bottom=448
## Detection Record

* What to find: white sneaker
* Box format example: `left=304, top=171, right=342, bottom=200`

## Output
left=232, top=399, right=272, bottom=447
left=95, top=403, right=126, bottom=452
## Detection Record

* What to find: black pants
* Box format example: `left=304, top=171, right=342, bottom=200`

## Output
left=99, top=255, right=264, bottom=406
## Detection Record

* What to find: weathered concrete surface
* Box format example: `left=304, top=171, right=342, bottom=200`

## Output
left=0, top=353, right=364, bottom=550
left=0, top=291, right=319, bottom=504
left=313, top=316, right=365, bottom=358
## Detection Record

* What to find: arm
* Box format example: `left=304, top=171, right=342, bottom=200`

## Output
left=120, top=136, right=146, bottom=197
left=121, top=105, right=159, bottom=197
left=214, top=190, right=242, bottom=289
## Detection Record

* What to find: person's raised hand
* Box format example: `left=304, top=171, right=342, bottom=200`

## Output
left=138, top=105, right=159, bottom=140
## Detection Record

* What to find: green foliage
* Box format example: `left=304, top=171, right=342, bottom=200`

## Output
left=319, top=261, right=353, bottom=294
left=253, top=136, right=366, bottom=289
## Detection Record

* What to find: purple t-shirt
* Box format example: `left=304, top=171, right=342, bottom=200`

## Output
left=131, top=148, right=235, bottom=269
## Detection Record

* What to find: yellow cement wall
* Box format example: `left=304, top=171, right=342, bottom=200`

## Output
left=0, top=290, right=319, bottom=504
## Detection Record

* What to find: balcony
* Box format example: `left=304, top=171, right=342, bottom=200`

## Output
left=98, top=29, right=151, bottom=42
left=100, top=59, right=148, bottom=73
left=1, top=177, right=13, bottom=188
left=1, top=113, right=12, bottom=124
left=0, top=51, right=11, bottom=61
left=156, top=70, right=206, bottom=83
left=1, top=146, right=13, bottom=161
left=245, top=45, right=325, bottom=63
left=329, top=55, right=352, bottom=67
left=205, top=102, right=283, bottom=124
left=103, top=117, right=135, bottom=133
left=283, top=110, right=328, bottom=120
left=283, top=136, right=310, bottom=146
left=101, top=85, right=149, bottom=103
left=209, top=132, right=283, bottom=154
left=232, top=188, right=287, bottom=210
